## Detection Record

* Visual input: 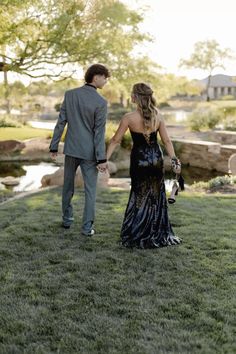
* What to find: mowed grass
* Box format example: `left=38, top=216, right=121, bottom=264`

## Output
left=0, top=127, right=52, bottom=140
left=0, top=122, right=118, bottom=142
left=0, top=188, right=235, bottom=354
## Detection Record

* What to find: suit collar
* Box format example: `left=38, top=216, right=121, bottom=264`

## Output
left=85, top=83, right=97, bottom=90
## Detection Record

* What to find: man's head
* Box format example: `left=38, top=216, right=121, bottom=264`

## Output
left=85, top=64, right=110, bottom=89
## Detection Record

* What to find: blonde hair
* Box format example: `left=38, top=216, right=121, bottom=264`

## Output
left=132, top=83, right=160, bottom=132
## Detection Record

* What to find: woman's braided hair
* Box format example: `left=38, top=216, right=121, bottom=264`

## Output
left=132, top=83, right=160, bottom=132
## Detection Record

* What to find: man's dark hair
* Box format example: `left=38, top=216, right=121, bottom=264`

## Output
left=85, top=64, right=110, bottom=83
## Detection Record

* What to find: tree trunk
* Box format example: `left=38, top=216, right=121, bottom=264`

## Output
left=2, top=52, right=10, bottom=113
left=119, top=92, right=124, bottom=107
left=3, top=70, right=10, bottom=114
left=206, top=74, right=212, bottom=102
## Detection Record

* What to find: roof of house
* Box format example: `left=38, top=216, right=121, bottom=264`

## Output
left=200, top=74, right=236, bottom=87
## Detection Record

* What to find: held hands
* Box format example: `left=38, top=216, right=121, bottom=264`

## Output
left=97, top=162, right=108, bottom=173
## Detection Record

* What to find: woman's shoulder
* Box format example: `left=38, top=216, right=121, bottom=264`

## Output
left=120, top=111, right=137, bottom=123
left=124, top=111, right=137, bottom=117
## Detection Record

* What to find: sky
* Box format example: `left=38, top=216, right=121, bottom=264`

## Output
left=124, top=0, right=236, bottom=79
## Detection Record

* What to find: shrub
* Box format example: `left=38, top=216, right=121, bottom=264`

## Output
left=208, top=175, right=236, bottom=188
left=188, top=108, right=222, bottom=131
left=192, top=175, right=236, bottom=191
left=158, top=102, right=171, bottom=109
left=120, top=132, right=132, bottom=149
left=105, top=121, right=132, bottom=149
left=0, top=114, right=22, bottom=128
left=220, top=95, right=235, bottom=100
left=219, top=106, right=236, bottom=131
left=54, top=103, right=61, bottom=112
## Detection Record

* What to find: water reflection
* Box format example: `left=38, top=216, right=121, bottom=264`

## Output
left=0, top=161, right=225, bottom=193
left=0, top=162, right=59, bottom=192
left=113, top=165, right=225, bottom=190
left=0, top=162, right=26, bottom=178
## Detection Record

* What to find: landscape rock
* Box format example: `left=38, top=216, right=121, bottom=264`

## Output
left=1, top=176, right=20, bottom=186
left=107, top=160, right=117, bottom=175
left=0, top=140, right=25, bottom=154
left=41, top=166, right=110, bottom=188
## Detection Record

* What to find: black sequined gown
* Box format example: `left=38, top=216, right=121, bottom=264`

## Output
left=121, top=130, right=182, bottom=249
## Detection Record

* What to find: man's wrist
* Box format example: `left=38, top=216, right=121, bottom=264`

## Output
left=96, top=159, right=107, bottom=165
left=50, top=149, right=58, bottom=153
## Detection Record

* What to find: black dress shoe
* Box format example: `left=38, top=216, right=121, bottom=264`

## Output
left=61, top=223, right=71, bottom=229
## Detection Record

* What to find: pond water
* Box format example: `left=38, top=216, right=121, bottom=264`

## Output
left=160, top=110, right=191, bottom=123
left=0, top=162, right=60, bottom=192
left=113, top=165, right=225, bottom=185
left=28, top=120, right=57, bottom=130
left=0, top=161, right=225, bottom=193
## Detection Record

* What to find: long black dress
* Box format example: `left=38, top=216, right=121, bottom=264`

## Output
left=120, top=130, right=182, bottom=249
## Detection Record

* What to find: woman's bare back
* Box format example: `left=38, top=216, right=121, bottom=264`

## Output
left=126, top=111, right=160, bottom=133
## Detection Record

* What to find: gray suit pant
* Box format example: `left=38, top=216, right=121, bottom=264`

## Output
left=62, top=155, right=98, bottom=232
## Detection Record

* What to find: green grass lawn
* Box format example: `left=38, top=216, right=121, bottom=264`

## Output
left=0, top=127, right=52, bottom=141
left=0, top=188, right=235, bottom=354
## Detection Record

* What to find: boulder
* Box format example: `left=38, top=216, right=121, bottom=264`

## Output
left=41, top=166, right=110, bottom=188
left=115, top=159, right=130, bottom=171
left=0, top=140, right=25, bottom=154
left=1, top=176, right=20, bottom=186
left=107, top=160, right=117, bottom=175
left=41, top=167, right=65, bottom=187
left=21, top=138, right=64, bottom=160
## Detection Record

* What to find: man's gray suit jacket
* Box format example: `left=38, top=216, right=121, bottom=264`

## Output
left=49, top=84, right=107, bottom=162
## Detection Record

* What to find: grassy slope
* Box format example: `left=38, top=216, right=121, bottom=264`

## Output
left=0, top=188, right=235, bottom=354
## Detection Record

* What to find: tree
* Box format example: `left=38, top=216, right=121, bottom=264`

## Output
left=0, top=0, right=152, bottom=111
left=179, top=40, right=232, bottom=101
left=0, top=0, right=150, bottom=79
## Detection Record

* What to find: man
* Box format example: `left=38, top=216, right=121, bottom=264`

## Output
left=49, top=64, right=110, bottom=236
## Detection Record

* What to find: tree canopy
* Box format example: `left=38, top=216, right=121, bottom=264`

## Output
left=0, top=0, right=150, bottom=79
left=179, top=40, right=233, bottom=100
left=179, top=39, right=232, bottom=74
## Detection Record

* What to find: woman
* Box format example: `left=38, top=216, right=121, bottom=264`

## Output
left=106, top=83, right=182, bottom=249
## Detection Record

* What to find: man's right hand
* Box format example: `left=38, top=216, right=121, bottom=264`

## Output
left=97, top=162, right=107, bottom=173
left=50, top=152, right=58, bottom=160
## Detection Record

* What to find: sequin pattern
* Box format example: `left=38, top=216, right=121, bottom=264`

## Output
left=120, top=130, right=182, bottom=249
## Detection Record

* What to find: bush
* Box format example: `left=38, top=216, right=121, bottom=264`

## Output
left=220, top=95, right=235, bottom=100
left=193, top=175, right=236, bottom=191
left=0, top=114, right=22, bottom=128
left=158, top=102, right=171, bottom=109
left=188, top=108, right=222, bottom=131
left=105, top=121, right=132, bottom=149
left=219, top=106, right=236, bottom=131
left=120, top=132, right=132, bottom=149
left=208, top=175, right=236, bottom=188
left=110, top=103, right=124, bottom=109
left=54, top=103, right=61, bottom=112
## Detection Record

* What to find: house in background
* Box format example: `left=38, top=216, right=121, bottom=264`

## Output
left=199, top=74, right=236, bottom=100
